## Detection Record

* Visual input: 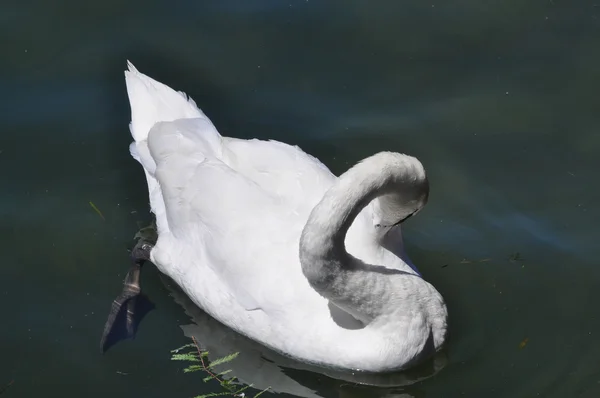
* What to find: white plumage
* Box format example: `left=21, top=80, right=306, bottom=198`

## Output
left=124, top=62, right=447, bottom=372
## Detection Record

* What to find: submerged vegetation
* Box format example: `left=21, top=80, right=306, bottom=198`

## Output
left=171, top=337, right=270, bottom=398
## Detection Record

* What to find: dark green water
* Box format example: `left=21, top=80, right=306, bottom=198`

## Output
left=2, top=1, right=599, bottom=397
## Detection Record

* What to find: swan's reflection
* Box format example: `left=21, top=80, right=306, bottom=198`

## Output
left=160, top=274, right=446, bottom=398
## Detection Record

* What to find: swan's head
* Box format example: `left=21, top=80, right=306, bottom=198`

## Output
left=370, top=154, right=430, bottom=229
left=371, top=188, right=428, bottom=229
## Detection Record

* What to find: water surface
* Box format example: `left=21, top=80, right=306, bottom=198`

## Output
left=2, top=1, right=599, bottom=397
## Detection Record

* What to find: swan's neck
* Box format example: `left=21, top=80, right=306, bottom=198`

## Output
left=299, top=152, right=430, bottom=323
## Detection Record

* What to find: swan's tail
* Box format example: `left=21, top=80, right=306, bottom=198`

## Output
left=124, top=61, right=206, bottom=142
left=124, top=62, right=224, bottom=236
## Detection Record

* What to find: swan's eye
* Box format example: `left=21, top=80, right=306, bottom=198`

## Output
left=375, top=210, right=417, bottom=229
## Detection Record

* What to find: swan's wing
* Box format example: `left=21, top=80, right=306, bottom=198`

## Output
left=148, top=119, right=291, bottom=311
left=222, top=137, right=336, bottom=207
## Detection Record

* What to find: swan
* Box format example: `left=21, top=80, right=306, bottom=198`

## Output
left=101, top=62, right=448, bottom=373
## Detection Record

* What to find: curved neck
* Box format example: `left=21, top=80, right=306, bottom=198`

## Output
left=299, top=152, right=429, bottom=322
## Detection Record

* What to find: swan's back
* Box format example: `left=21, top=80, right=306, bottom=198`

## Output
left=124, top=63, right=340, bottom=314
left=223, top=138, right=336, bottom=210
left=142, top=120, right=335, bottom=321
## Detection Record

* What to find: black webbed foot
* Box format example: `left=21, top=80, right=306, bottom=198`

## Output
left=100, top=237, right=155, bottom=353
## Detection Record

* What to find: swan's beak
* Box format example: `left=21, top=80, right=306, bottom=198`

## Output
left=391, top=210, right=417, bottom=227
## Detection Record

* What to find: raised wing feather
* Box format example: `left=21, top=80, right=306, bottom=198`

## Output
left=148, top=119, right=294, bottom=311
left=222, top=137, right=336, bottom=211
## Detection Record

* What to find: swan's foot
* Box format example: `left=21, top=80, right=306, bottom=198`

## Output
left=100, top=236, right=155, bottom=352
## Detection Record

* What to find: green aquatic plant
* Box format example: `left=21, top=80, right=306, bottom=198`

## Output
left=171, top=337, right=270, bottom=398
left=88, top=201, right=105, bottom=221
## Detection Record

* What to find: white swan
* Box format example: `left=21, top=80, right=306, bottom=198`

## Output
left=108, top=62, right=448, bottom=372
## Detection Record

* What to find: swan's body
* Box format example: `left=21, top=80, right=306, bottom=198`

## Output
left=124, top=62, right=447, bottom=372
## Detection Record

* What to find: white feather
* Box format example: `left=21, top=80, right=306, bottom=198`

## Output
left=123, top=62, right=448, bottom=372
